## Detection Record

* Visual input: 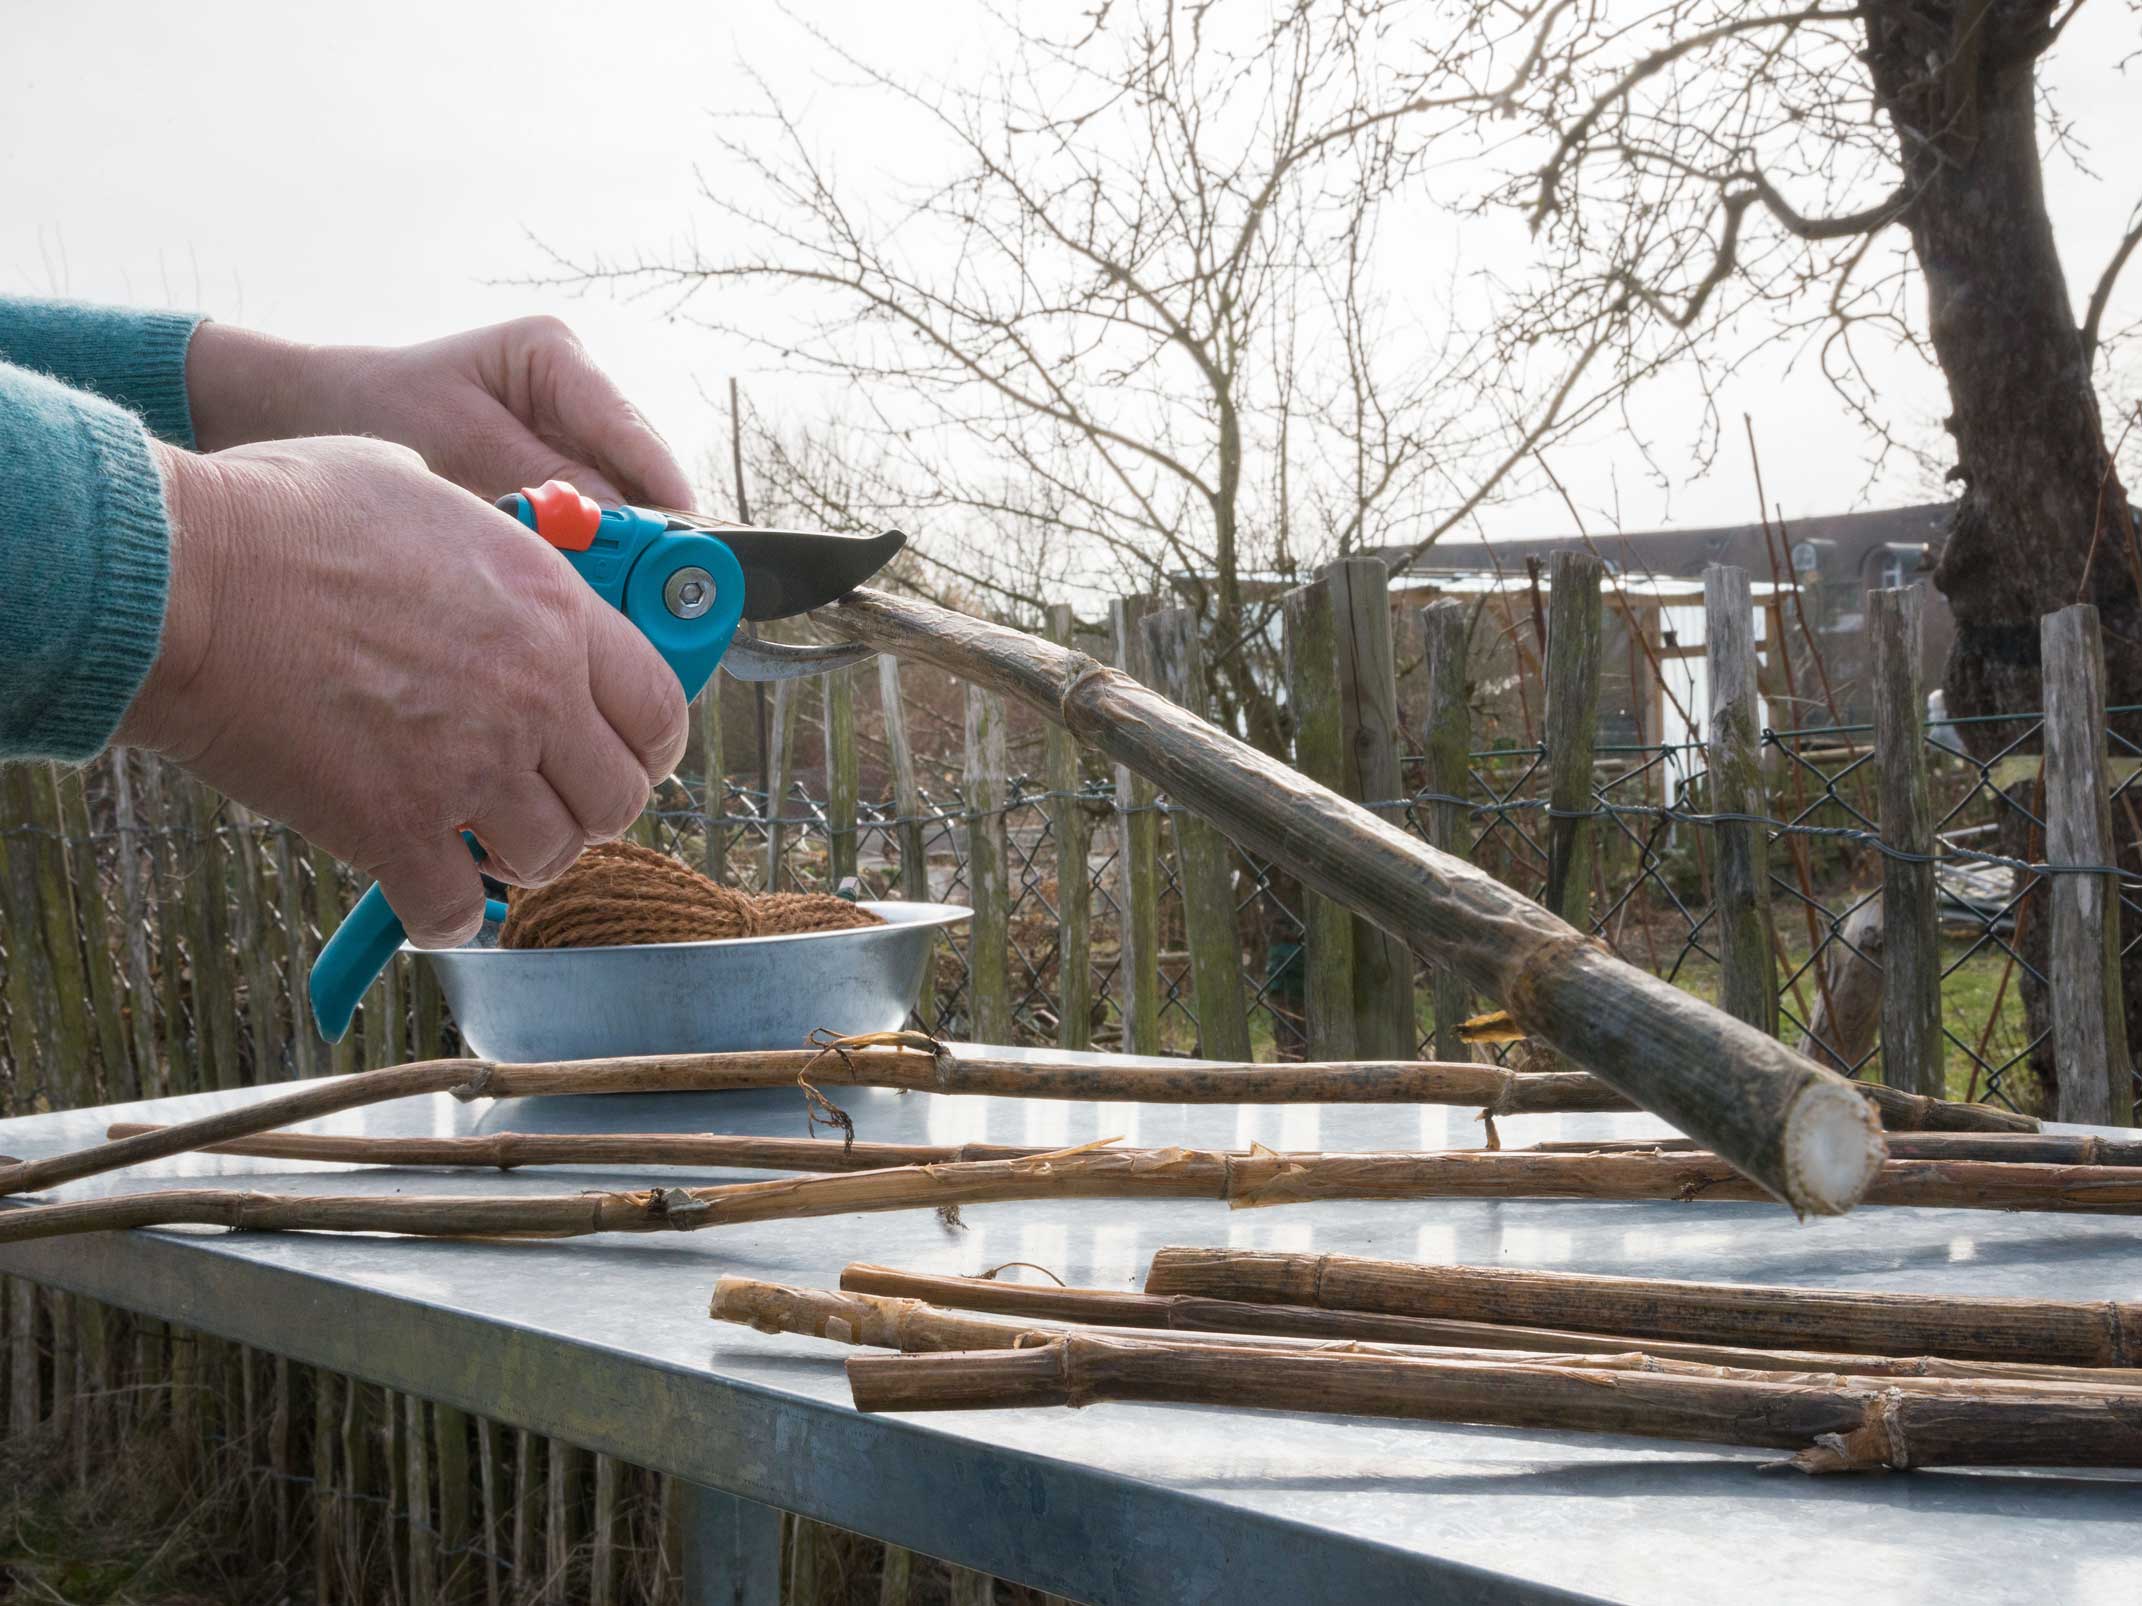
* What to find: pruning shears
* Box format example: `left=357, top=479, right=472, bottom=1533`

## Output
left=307, top=480, right=904, bottom=1043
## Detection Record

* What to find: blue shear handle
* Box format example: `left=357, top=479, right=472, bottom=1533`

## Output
left=308, top=831, right=506, bottom=1043
left=309, top=881, right=413, bottom=1044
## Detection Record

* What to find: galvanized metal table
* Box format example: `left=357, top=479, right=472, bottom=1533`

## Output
left=2, top=1045, right=2137, bottom=1605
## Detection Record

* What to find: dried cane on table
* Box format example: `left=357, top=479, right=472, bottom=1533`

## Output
left=10, top=1143, right=2141, bottom=1248
left=839, top=1335, right=2142, bottom=1473
left=1142, top=1248, right=2142, bottom=1367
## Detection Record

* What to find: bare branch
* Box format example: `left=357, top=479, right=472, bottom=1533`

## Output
left=2082, top=200, right=2142, bottom=365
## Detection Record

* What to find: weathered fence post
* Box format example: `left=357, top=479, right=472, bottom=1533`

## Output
left=591, top=1451, right=622, bottom=1606
left=1704, top=565, right=1777, bottom=1033
left=1543, top=551, right=1604, bottom=930
left=309, top=843, right=358, bottom=1079
left=274, top=827, right=317, bottom=1080
left=406, top=1393, right=438, bottom=1603
left=1870, top=585, right=1944, bottom=1098
left=964, top=682, right=1013, bottom=1044
left=877, top=656, right=929, bottom=903
left=436, top=1402, right=474, bottom=1603
left=2042, top=602, right=2134, bottom=1126
left=312, top=1369, right=339, bottom=1602
left=1283, top=578, right=1357, bottom=1061
left=1144, top=606, right=1251, bottom=1061
left=1044, top=605, right=1094, bottom=1049
left=545, top=1441, right=584, bottom=1605
left=227, top=801, right=284, bottom=1080
left=763, top=675, right=799, bottom=891
left=698, top=684, right=729, bottom=884
left=512, top=1431, right=539, bottom=1595
left=825, top=663, right=860, bottom=887
left=7, top=1273, right=36, bottom=1436
left=189, top=780, right=241, bottom=1089
left=478, top=1417, right=505, bottom=1606
left=1112, top=594, right=1163, bottom=1054
left=0, top=768, right=60, bottom=1103
left=55, top=765, right=131, bottom=1097
left=1418, top=599, right=1475, bottom=1062
left=26, top=765, right=98, bottom=1106
left=1326, top=558, right=1416, bottom=1057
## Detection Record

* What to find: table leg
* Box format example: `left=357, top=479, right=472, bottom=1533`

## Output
left=681, top=1483, right=784, bottom=1606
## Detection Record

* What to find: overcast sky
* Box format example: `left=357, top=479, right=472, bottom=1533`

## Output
left=4, top=0, right=2136, bottom=548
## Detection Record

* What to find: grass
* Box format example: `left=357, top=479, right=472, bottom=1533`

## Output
left=0, top=1420, right=295, bottom=1605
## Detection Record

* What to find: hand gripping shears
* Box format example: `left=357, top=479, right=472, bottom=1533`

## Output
left=307, top=480, right=904, bottom=1043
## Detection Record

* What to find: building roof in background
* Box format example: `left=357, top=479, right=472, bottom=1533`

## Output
left=1370, top=501, right=1954, bottom=582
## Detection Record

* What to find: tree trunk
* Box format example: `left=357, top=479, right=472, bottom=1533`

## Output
left=1862, top=1, right=2139, bottom=1114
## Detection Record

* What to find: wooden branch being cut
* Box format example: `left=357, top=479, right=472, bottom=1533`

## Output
left=1143, top=1249, right=2142, bottom=1367
left=6, top=1145, right=2140, bottom=1249
left=824, top=587, right=1888, bottom=1212
left=841, top=1336, right=2142, bottom=1472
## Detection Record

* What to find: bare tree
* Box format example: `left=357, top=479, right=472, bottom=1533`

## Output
left=1428, top=0, right=2139, bottom=1108
left=547, top=3, right=1592, bottom=752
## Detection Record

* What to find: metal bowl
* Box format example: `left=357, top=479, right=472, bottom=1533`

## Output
left=414, top=901, right=972, bottom=1062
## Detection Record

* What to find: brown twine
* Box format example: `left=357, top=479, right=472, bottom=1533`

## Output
left=499, top=841, right=884, bottom=950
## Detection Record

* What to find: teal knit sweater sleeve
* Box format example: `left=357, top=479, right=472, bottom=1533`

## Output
left=0, top=296, right=203, bottom=449
left=0, top=298, right=204, bottom=762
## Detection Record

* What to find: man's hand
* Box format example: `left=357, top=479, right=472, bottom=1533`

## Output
left=186, top=315, right=694, bottom=510
left=121, top=436, right=689, bottom=947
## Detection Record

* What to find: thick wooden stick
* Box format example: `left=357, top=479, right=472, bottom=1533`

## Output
left=7, top=1145, right=2140, bottom=1249
left=1144, top=1248, right=2142, bottom=1367
left=1524, top=1131, right=2142, bottom=1166
left=823, top=587, right=1886, bottom=1214
left=843, top=1337, right=2142, bottom=1471
left=0, top=1048, right=1625, bottom=1199
left=836, top=1265, right=2142, bottom=1386
left=750, top=1274, right=2142, bottom=1389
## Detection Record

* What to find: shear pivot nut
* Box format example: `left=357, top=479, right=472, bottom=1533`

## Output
left=664, top=566, right=716, bottom=620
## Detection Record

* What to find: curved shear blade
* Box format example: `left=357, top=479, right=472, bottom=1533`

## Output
left=658, top=512, right=906, bottom=622
left=722, top=635, right=879, bottom=682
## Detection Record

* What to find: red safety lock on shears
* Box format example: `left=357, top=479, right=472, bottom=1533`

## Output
left=517, top=479, right=604, bottom=551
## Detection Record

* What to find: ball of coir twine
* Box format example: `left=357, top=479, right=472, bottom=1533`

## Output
left=499, top=840, right=884, bottom=950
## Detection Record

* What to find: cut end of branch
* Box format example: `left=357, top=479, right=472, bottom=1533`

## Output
left=1784, top=1078, right=1888, bottom=1216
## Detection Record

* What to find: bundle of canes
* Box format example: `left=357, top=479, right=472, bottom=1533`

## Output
left=832, top=1264, right=2142, bottom=1387
left=820, top=588, right=1886, bottom=1214
left=706, top=1279, right=2142, bottom=1473
left=0, top=1038, right=1649, bottom=1202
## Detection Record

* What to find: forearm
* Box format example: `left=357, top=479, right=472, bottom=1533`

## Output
left=0, top=361, right=173, bottom=761
left=0, top=295, right=204, bottom=446
left=183, top=322, right=381, bottom=451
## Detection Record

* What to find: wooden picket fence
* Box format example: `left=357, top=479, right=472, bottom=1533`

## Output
left=2, top=555, right=2136, bottom=1600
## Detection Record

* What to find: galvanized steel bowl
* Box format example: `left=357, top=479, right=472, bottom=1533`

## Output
left=414, top=901, right=972, bottom=1063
